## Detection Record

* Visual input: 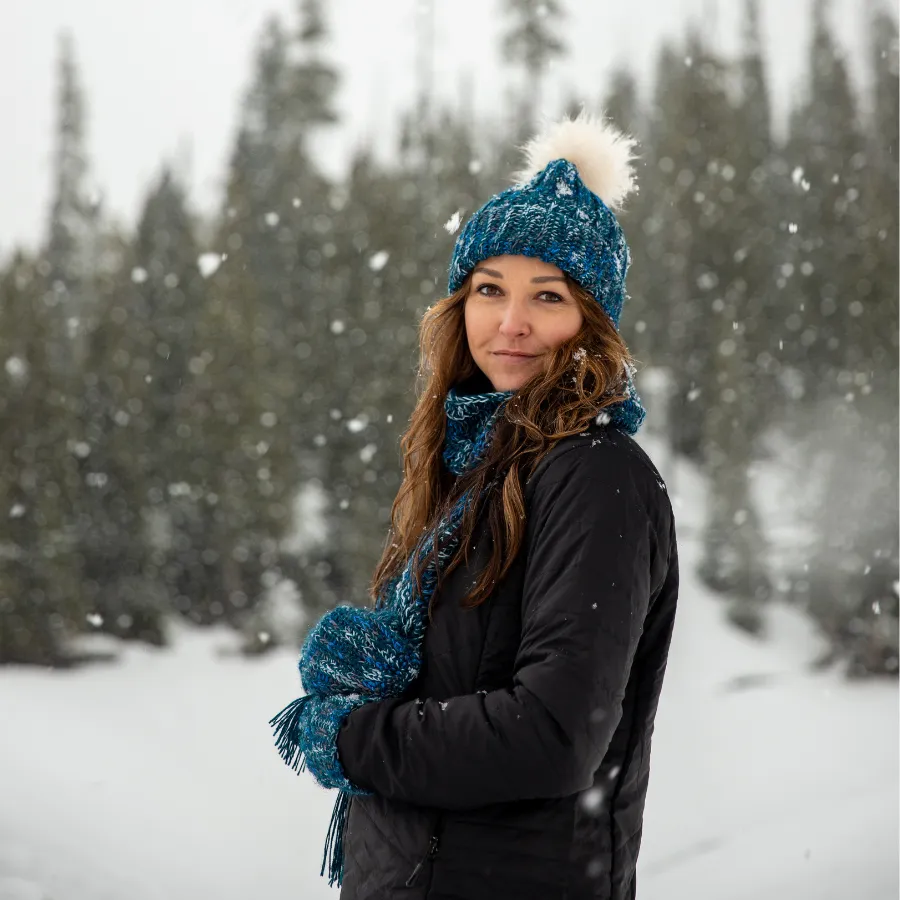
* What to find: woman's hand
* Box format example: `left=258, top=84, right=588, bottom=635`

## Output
left=299, top=605, right=420, bottom=699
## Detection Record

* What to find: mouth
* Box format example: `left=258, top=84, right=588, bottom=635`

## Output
left=492, top=351, right=538, bottom=359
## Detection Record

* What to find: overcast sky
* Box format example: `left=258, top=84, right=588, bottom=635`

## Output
left=3, top=0, right=878, bottom=255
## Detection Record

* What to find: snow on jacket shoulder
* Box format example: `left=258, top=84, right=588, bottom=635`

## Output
left=336, top=423, right=678, bottom=900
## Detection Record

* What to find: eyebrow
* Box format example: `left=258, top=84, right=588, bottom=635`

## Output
left=472, top=266, right=566, bottom=284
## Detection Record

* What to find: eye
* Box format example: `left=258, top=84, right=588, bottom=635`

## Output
left=537, top=291, right=565, bottom=304
left=474, top=283, right=502, bottom=297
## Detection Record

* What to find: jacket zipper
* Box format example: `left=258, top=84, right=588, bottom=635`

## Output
left=404, top=824, right=441, bottom=888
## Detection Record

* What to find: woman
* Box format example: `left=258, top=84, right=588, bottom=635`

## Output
left=271, top=112, right=679, bottom=900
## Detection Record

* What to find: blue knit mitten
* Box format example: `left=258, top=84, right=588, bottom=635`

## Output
left=299, top=605, right=421, bottom=698
left=296, top=693, right=374, bottom=794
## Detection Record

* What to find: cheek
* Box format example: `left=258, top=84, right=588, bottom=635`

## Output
left=464, top=301, right=488, bottom=347
left=542, top=308, right=583, bottom=348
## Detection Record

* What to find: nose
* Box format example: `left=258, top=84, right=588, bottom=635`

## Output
left=497, top=297, right=531, bottom=338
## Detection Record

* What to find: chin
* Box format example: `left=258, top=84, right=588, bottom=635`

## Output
left=476, top=355, right=542, bottom=392
left=487, top=371, right=531, bottom=392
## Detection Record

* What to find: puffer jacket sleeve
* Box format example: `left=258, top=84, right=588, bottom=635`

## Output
left=336, top=438, right=675, bottom=811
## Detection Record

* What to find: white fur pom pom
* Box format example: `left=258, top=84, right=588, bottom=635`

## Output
left=512, top=110, right=638, bottom=211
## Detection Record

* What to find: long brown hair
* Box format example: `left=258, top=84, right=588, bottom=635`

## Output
left=370, top=272, right=639, bottom=614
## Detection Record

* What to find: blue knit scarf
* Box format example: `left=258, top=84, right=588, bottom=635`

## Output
left=269, top=385, right=513, bottom=886
left=269, top=381, right=646, bottom=887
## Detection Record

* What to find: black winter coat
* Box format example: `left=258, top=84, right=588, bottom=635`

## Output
left=336, top=422, right=679, bottom=900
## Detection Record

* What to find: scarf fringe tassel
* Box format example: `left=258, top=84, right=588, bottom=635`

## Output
left=322, top=790, right=352, bottom=887
left=268, top=696, right=309, bottom=774
left=269, top=697, right=351, bottom=887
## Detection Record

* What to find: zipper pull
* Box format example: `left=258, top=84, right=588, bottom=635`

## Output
left=404, top=835, right=440, bottom=887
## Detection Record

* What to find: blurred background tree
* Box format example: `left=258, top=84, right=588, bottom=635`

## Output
left=0, top=0, right=896, bottom=676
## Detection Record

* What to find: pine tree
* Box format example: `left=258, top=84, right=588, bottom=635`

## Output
left=45, top=32, right=100, bottom=371
left=864, top=0, right=899, bottom=394
left=637, top=45, right=689, bottom=380
left=765, top=1, right=899, bottom=675
left=601, top=69, right=641, bottom=137
left=782, top=0, right=868, bottom=407
left=501, top=0, right=566, bottom=141
left=203, top=6, right=342, bottom=631
left=661, top=24, right=771, bottom=623
left=649, top=32, right=732, bottom=461
left=197, top=135, right=300, bottom=632
left=0, top=254, right=86, bottom=663
left=599, top=68, right=657, bottom=366
left=80, top=168, right=213, bottom=639
left=730, top=0, right=782, bottom=433
left=796, top=2, right=899, bottom=675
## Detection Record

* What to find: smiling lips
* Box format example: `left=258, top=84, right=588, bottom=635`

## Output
left=493, top=350, right=537, bottom=359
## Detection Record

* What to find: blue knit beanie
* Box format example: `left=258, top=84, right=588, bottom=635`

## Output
left=448, top=111, right=638, bottom=331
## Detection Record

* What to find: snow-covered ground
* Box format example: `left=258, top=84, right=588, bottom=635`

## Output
left=1, top=438, right=896, bottom=900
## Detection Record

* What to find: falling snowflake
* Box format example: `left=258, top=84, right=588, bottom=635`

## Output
left=330, top=320, right=345, bottom=334
left=264, top=211, right=280, bottom=227
left=369, top=251, right=390, bottom=272
left=791, top=166, right=811, bottom=191
left=86, top=612, right=104, bottom=627
left=581, top=787, right=605, bottom=814
left=5, top=356, right=27, bottom=380
left=443, top=210, right=463, bottom=234
left=197, top=253, right=223, bottom=278
left=359, top=443, right=377, bottom=463
left=131, top=266, right=148, bottom=284
left=9, top=503, right=25, bottom=519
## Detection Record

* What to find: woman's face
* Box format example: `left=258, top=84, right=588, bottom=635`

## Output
left=464, top=255, right=584, bottom=391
